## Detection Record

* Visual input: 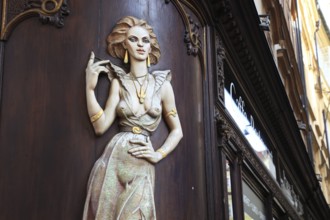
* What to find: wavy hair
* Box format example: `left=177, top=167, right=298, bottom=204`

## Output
left=107, top=16, right=161, bottom=65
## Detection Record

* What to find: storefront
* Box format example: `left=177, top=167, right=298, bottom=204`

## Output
left=211, top=0, right=329, bottom=219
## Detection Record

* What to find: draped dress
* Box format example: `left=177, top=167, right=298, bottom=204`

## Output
left=83, top=63, right=171, bottom=220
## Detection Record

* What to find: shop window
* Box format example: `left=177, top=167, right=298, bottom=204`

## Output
left=242, top=181, right=266, bottom=220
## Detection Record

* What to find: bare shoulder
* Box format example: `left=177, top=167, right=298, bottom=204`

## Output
left=160, top=80, right=175, bottom=102
left=161, top=80, right=173, bottom=92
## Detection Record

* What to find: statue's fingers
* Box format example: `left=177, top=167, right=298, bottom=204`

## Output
left=92, top=60, right=110, bottom=68
left=88, top=51, right=95, bottom=66
left=129, top=139, right=148, bottom=146
left=128, top=146, right=146, bottom=154
left=95, top=66, right=109, bottom=73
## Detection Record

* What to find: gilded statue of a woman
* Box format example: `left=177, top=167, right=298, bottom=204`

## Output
left=83, top=16, right=183, bottom=220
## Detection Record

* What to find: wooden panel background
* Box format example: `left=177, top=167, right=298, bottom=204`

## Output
left=0, top=0, right=208, bottom=219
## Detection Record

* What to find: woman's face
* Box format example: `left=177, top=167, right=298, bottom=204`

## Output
left=124, top=26, right=151, bottom=62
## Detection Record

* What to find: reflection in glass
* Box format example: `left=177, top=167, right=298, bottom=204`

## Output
left=224, top=88, right=276, bottom=178
left=226, top=160, right=234, bottom=220
left=243, top=181, right=266, bottom=220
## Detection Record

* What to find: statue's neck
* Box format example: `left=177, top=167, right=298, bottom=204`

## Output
left=130, top=60, right=148, bottom=77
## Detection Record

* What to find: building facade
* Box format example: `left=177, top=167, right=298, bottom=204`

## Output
left=298, top=0, right=330, bottom=206
left=210, top=0, right=330, bottom=218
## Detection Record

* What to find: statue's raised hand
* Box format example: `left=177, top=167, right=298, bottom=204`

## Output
left=86, top=52, right=110, bottom=91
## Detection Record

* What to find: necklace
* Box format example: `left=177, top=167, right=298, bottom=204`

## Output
left=131, top=73, right=149, bottom=104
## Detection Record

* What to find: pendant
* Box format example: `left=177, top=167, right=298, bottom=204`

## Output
left=137, top=90, right=146, bottom=104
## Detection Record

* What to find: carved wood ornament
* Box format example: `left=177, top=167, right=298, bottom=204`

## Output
left=0, top=0, right=69, bottom=40
left=165, top=0, right=206, bottom=77
left=215, top=32, right=225, bottom=103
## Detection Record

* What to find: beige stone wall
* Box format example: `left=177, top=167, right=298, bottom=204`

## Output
left=253, top=0, right=330, bottom=205
left=298, top=0, right=330, bottom=205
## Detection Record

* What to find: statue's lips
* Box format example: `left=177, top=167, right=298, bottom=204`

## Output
left=136, top=49, right=145, bottom=54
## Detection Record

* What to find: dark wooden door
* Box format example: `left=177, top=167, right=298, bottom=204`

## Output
left=0, top=1, right=210, bottom=219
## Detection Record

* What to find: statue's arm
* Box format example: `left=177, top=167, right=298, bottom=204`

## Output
left=158, top=80, right=183, bottom=160
left=86, top=52, right=120, bottom=136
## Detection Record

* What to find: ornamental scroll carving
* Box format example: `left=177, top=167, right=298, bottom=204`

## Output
left=165, top=0, right=205, bottom=75
left=215, top=106, right=303, bottom=219
left=183, top=15, right=201, bottom=56
left=215, top=32, right=225, bottom=103
left=1, top=0, right=70, bottom=40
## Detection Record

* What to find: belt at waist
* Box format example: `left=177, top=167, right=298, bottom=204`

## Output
left=119, top=126, right=151, bottom=136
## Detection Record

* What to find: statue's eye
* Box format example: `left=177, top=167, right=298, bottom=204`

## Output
left=142, top=37, right=150, bottom=43
left=128, top=36, right=138, bottom=42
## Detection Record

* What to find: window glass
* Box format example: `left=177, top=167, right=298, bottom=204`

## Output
left=243, top=181, right=266, bottom=220
left=226, top=160, right=234, bottom=220
left=225, top=85, right=276, bottom=178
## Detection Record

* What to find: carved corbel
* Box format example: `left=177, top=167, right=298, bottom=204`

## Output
left=215, top=108, right=232, bottom=147
left=236, top=149, right=245, bottom=166
left=1, top=0, right=70, bottom=40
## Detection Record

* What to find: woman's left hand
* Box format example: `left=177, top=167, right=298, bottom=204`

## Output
left=128, top=138, right=162, bottom=164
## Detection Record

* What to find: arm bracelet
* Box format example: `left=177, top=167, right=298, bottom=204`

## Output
left=90, top=109, right=104, bottom=123
left=165, top=109, right=177, bottom=118
left=156, top=148, right=168, bottom=159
